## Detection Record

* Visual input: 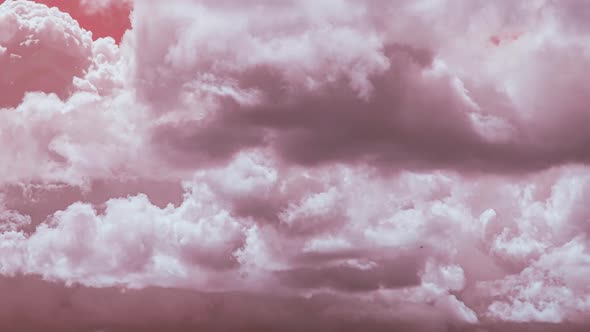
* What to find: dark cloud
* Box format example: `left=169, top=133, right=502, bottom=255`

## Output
left=276, top=256, right=424, bottom=292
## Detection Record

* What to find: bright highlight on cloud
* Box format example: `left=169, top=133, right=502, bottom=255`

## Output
left=1, top=0, right=590, bottom=331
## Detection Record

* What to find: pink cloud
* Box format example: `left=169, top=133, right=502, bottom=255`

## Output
left=1, top=0, right=590, bottom=330
left=78, top=0, right=131, bottom=14
left=128, top=0, right=590, bottom=174
left=0, top=0, right=93, bottom=107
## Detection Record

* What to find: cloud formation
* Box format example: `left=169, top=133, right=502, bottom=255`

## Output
left=0, top=0, right=92, bottom=107
left=1, top=0, right=590, bottom=330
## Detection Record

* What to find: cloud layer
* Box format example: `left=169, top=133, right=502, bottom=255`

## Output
left=1, top=0, right=590, bottom=330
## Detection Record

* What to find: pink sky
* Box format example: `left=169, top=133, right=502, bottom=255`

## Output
left=1, top=0, right=590, bottom=331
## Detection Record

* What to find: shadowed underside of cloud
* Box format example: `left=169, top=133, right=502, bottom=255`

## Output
left=1, top=276, right=590, bottom=332
left=137, top=0, right=590, bottom=174
left=3, top=276, right=588, bottom=332
left=275, top=255, right=423, bottom=291
left=2, top=0, right=590, bottom=330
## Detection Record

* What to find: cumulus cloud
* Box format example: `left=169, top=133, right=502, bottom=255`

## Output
left=0, top=0, right=93, bottom=107
left=2, top=0, right=590, bottom=330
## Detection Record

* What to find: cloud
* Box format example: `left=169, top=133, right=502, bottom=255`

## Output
left=0, top=0, right=93, bottom=107
left=478, top=237, right=590, bottom=323
left=2, top=0, right=590, bottom=330
left=128, top=0, right=590, bottom=174
left=3, top=149, right=590, bottom=326
left=79, top=0, right=131, bottom=14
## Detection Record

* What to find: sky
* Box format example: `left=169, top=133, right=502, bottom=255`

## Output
left=0, top=0, right=590, bottom=331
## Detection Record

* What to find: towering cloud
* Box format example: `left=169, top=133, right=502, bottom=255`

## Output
left=0, top=0, right=93, bottom=107
left=1, top=0, right=590, bottom=331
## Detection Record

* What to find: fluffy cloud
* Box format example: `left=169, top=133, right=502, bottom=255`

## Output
left=0, top=0, right=93, bottom=107
left=2, top=0, right=590, bottom=331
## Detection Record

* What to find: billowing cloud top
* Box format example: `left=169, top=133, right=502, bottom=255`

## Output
left=1, top=0, right=590, bottom=331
